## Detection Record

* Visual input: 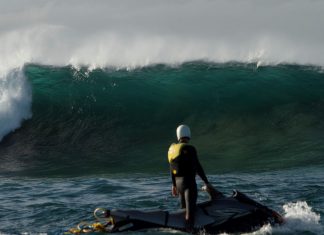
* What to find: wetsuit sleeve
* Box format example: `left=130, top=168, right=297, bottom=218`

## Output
left=191, top=146, right=209, bottom=184
left=196, top=159, right=209, bottom=184
left=170, top=166, right=176, bottom=186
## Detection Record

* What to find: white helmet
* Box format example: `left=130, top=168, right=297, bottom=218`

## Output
left=176, top=125, right=191, bottom=140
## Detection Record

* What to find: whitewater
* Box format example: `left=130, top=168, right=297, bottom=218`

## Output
left=0, top=0, right=324, bottom=234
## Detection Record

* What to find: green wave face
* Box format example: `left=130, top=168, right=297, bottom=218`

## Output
left=1, top=63, right=324, bottom=176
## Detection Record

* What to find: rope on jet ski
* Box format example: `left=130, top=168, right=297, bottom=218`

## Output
left=66, top=208, right=114, bottom=234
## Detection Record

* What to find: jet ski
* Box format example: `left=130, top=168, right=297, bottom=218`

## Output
left=67, top=187, right=284, bottom=234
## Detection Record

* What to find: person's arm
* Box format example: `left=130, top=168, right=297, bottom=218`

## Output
left=196, top=159, right=209, bottom=184
left=170, top=166, right=176, bottom=187
left=190, top=146, right=209, bottom=184
left=190, top=146, right=221, bottom=198
left=170, top=166, right=178, bottom=196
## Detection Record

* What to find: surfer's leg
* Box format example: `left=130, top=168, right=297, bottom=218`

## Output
left=175, top=177, right=186, bottom=208
left=180, top=193, right=186, bottom=209
left=184, top=186, right=197, bottom=227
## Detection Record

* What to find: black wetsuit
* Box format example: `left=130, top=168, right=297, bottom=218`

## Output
left=170, top=143, right=209, bottom=226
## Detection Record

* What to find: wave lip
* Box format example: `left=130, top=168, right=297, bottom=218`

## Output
left=0, top=69, right=32, bottom=142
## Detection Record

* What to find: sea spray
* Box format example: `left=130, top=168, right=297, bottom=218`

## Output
left=248, top=201, right=324, bottom=235
left=1, top=0, right=324, bottom=69
left=0, top=69, right=32, bottom=141
left=282, top=201, right=321, bottom=232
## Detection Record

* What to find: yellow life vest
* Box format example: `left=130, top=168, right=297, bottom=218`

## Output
left=168, top=143, right=187, bottom=175
left=168, top=143, right=186, bottom=163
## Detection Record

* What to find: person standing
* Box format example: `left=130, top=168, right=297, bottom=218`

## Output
left=168, top=124, right=213, bottom=231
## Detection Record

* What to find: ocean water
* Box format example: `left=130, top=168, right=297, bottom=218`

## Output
left=0, top=63, right=323, bottom=235
left=0, top=168, right=323, bottom=235
left=1, top=1, right=324, bottom=234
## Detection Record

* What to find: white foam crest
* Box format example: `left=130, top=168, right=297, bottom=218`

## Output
left=0, top=69, right=32, bottom=142
left=280, top=201, right=322, bottom=232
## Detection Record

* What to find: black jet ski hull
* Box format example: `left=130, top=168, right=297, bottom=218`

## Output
left=105, top=190, right=283, bottom=234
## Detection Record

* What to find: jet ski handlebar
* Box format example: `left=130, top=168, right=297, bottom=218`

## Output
left=201, top=184, right=224, bottom=200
